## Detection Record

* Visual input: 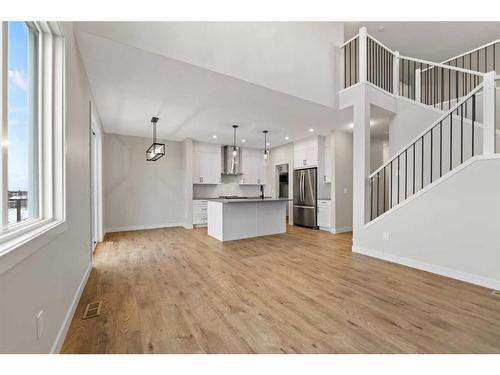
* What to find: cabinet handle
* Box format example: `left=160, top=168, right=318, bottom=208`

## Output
left=303, top=159, right=306, bottom=165
left=324, top=175, right=326, bottom=182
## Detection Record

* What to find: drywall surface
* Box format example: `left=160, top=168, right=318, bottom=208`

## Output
left=103, top=134, right=186, bottom=232
left=76, top=22, right=344, bottom=108
left=0, top=23, right=101, bottom=353
left=332, top=130, right=353, bottom=231
left=389, top=98, right=443, bottom=156
left=355, top=156, right=500, bottom=289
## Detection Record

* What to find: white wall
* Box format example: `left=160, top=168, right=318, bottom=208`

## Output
left=76, top=22, right=344, bottom=108
left=0, top=23, right=103, bottom=353
left=371, top=138, right=388, bottom=173
left=103, top=134, right=186, bottom=232
left=332, top=130, right=354, bottom=232
left=389, top=98, right=443, bottom=156
left=354, top=156, right=500, bottom=289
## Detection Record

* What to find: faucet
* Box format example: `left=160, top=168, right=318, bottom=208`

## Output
left=260, top=185, right=264, bottom=199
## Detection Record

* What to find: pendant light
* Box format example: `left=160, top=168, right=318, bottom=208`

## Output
left=146, top=116, right=165, bottom=161
left=232, top=125, right=239, bottom=157
left=263, top=130, right=269, bottom=160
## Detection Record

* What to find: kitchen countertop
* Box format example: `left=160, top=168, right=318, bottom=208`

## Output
left=206, top=197, right=292, bottom=204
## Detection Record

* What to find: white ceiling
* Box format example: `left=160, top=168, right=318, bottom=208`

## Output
left=345, top=22, right=500, bottom=62
left=76, top=30, right=363, bottom=149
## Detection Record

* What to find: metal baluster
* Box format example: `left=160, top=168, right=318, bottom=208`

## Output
left=412, top=143, right=416, bottom=195
left=472, top=94, right=475, bottom=156
left=421, top=136, right=424, bottom=188
left=461, top=103, right=464, bottom=164
left=397, top=156, right=400, bottom=204
left=440, top=121, right=443, bottom=177
left=383, top=167, right=386, bottom=212
left=344, top=44, right=347, bottom=88
left=450, top=110, right=453, bottom=171
left=377, top=173, right=380, bottom=216
left=430, top=129, right=433, bottom=182
left=405, top=149, right=408, bottom=199
left=370, top=177, right=373, bottom=220
left=354, top=38, right=358, bottom=83
left=389, top=161, right=393, bottom=208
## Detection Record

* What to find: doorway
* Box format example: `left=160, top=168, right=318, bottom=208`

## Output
left=90, top=103, right=103, bottom=254
left=275, top=163, right=289, bottom=220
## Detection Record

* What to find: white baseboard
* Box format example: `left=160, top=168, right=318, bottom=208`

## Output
left=332, top=226, right=352, bottom=234
left=352, top=245, right=500, bottom=291
left=105, top=222, right=185, bottom=233
left=50, top=262, right=92, bottom=354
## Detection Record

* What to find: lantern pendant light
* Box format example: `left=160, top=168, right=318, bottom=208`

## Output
left=232, top=125, right=239, bottom=157
left=146, top=116, right=165, bottom=161
left=263, top=130, right=269, bottom=160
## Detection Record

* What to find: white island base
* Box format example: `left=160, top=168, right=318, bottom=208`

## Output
left=207, top=199, right=289, bottom=241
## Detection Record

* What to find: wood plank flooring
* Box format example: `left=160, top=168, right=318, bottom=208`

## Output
left=61, top=226, right=500, bottom=353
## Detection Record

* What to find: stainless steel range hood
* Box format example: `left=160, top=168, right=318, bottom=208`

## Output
left=222, top=145, right=242, bottom=175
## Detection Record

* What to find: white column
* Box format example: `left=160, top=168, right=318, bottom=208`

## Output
left=415, top=68, right=421, bottom=103
left=352, top=89, right=371, bottom=245
left=393, top=51, right=400, bottom=96
left=358, top=27, right=367, bottom=84
left=482, top=71, right=496, bottom=155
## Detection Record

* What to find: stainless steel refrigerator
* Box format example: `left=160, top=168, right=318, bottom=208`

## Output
left=293, top=167, right=317, bottom=228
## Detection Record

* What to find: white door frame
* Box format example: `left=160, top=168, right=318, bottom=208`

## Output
left=90, top=103, right=103, bottom=253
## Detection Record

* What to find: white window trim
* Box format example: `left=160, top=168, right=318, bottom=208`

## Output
left=0, top=21, right=66, bottom=275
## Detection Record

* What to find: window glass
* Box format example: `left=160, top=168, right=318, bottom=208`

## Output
left=7, top=22, right=38, bottom=225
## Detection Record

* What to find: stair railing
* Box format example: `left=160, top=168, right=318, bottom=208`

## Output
left=442, top=39, right=500, bottom=74
left=340, top=34, right=360, bottom=89
left=400, top=55, right=484, bottom=110
left=368, top=81, right=484, bottom=221
left=341, top=27, right=488, bottom=109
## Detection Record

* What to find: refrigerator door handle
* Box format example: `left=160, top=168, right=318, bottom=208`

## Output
left=301, top=171, right=305, bottom=204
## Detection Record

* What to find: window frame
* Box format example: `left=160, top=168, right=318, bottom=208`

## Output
left=0, top=21, right=66, bottom=274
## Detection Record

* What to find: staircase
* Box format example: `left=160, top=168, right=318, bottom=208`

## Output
left=341, top=27, right=499, bottom=222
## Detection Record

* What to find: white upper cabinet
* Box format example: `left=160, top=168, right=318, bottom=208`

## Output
left=293, top=137, right=319, bottom=169
left=192, top=142, right=222, bottom=184
left=240, top=148, right=266, bottom=185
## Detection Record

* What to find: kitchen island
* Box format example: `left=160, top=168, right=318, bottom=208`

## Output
left=207, top=198, right=291, bottom=241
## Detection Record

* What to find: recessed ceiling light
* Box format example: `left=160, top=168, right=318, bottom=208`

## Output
left=309, top=128, right=314, bottom=132
left=370, top=120, right=375, bottom=126
left=241, top=139, right=246, bottom=143
left=212, top=135, right=217, bottom=139
left=378, top=26, right=385, bottom=32
left=285, top=136, right=289, bottom=141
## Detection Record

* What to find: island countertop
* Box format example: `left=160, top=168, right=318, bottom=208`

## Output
left=206, top=197, right=292, bottom=204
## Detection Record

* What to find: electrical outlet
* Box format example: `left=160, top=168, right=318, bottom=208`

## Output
left=36, top=310, right=44, bottom=340
left=383, top=232, right=390, bottom=241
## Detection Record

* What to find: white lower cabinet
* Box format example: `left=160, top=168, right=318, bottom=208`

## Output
left=193, top=200, right=208, bottom=226
left=317, top=200, right=332, bottom=231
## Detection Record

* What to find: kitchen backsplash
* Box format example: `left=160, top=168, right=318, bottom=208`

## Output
left=193, top=175, right=271, bottom=199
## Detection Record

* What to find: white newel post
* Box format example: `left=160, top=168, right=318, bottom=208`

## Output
left=393, top=51, right=400, bottom=96
left=358, top=27, right=367, bottom=84
left=415, top=68, right=421, bottom=103
left=482, top=71, right=496, bottom=155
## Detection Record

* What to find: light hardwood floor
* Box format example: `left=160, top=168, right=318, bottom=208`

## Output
left=62, top=226, right=500, bottom=353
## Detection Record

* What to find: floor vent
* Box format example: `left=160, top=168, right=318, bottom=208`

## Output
left=492, top=291, right=500, bottom=298
left=83, top=301, right=102, bottom=320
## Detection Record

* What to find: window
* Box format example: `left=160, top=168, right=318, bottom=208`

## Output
left=0, top=22, right=65, bottom=259
left=7, top=22, right=38, bottom=226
